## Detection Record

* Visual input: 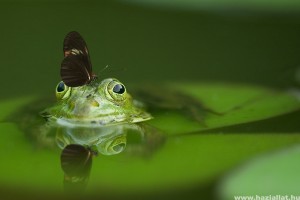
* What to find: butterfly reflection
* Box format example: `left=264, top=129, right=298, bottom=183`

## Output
left=57, top=123, right=164, bottom=192
left=61, top=144, right=93, bottom=192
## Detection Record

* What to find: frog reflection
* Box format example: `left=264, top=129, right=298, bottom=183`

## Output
left=55, top=123, right=155, bottom=156
left=57, top=126, right=128, bottom=191
left=55, top=123, right=163, bottom=191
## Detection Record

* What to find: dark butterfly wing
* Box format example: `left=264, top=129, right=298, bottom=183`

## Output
left=60, top=144, right=93, bottom=177
left=61, top=54, right=91, bottom=87
left=62, top=31, right=94, bottom=86
left=63, top=31, right=88, bottom=55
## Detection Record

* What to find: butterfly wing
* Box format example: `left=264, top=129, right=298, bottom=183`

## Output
left=61, top=31, right=94, bottom=87
left=61, top=54, right=92, bottom=87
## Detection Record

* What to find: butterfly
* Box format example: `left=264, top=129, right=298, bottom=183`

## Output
left=61, top=31, right=97, bottom=87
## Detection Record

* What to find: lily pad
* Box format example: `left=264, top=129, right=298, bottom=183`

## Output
left=218, top=144, right=300, bottom=199
left=147, top=82, right=300, bottom=135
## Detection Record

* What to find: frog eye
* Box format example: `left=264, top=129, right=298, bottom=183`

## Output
left=56, top=81, right=71, bottom=100
left=97, top=135, right=127, bottom=155
left=57, top=81, right=65, bottom=92
left=113, top=84, right=125, bottom=94
left=107, top=80, right=127, bottom=101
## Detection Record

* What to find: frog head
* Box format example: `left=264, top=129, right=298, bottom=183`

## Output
left=44, top=78, right=152, bottom=127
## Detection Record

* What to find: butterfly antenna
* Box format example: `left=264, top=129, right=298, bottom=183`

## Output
left=95, top=65, right=128, bottom=77
left=97, top=65, right=109, bottom=74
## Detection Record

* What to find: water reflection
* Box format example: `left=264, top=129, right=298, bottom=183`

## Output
left=38, top=123, right=164, bottom=191
left=61, top=144, right=93, bottom=192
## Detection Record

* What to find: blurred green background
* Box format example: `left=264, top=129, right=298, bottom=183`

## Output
left=1, top=0, right=300, bottom=199
left=1, top=0, right=300, bottom=99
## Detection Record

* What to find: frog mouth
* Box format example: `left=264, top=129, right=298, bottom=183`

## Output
left=55, top=112, right=152, bottom=128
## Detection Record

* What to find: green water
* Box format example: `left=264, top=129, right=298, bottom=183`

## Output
left=1, top=1, right=300, bottom=199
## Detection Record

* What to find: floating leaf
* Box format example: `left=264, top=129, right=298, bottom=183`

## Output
left=148, top=83, right=300, bottom=135
left=218, top=144, right=300, bottom=199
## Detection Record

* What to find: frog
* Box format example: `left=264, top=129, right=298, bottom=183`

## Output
left=34, top=31, right=166, bottom=190
left=37, top=31, right=163, bottom=156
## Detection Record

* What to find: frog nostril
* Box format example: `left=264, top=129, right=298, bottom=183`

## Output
left=91, top=100, right=100, bottom=107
